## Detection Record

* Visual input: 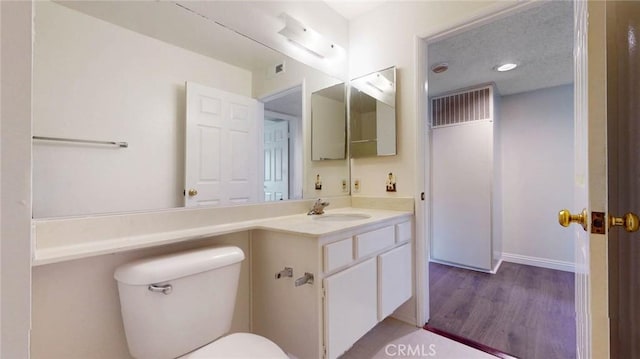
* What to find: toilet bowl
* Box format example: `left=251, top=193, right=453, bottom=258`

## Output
left=114, top=246, right=288, bottom=359
left=180, top=333, right=288, bottom=358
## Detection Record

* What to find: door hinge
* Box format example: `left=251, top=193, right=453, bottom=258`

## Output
left=322, top=286, right=326, bottom=299
left=322, top=345, right=327, bottom=359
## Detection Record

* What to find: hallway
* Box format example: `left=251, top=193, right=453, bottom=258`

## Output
left=428, top=262, right=576, bottom=359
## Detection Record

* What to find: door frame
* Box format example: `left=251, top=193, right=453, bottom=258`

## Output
left=415, top=0, right=545, bottom=328
left=580, top=1, right=609, bottom=357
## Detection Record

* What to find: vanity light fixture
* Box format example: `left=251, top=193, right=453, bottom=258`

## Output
left=366, top=81, right=384, bottom=93
left=367, top=73, right=393, bottom=92
left=494, top=63, right=518, bottom=72
left=351, top=69, right=395, bottom=108
left=278, top=13, right=340, bottom=59
left=359, top=72, right=393, bottom=94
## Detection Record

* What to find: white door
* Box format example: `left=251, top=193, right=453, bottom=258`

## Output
left=569, top=2, right=609, bottom=357
left=263, top=120, right=289, bottom=201
left=184, top=82, right=263, bottom=207
left=431, top=120, right=493, bottom=270
left=571, top=2, right=640, bottom=358
left=571, top=4, right=592, bottom=355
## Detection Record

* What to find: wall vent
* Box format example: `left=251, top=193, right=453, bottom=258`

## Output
left=266, top=61, right=286, bottom=79
left=431, top=85, right=493, bottom=128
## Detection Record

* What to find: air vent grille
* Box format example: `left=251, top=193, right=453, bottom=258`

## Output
left=431, top=86, right=493, bottom=128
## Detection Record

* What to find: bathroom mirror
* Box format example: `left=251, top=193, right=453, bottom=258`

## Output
left=32, top=1, right=349, bottom=218
left=311, top=83, right=347, bottom=161
left=349, top=67, right=397, bottom=158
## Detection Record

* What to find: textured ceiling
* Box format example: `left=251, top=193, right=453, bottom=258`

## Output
left=428, top=1, right=574, bottom=97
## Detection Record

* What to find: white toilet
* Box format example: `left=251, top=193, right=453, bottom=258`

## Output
left=114, top=246, right=288, bottom=359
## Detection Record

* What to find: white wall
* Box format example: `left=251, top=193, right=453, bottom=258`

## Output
left=33, top=1, right=252, bottom=218
left=348, top=1, right=510, bottom=197
left=311, top=95, right=345, bottom=161
left=1, top=3, right=3, bottom=353
left=500, top=85, right=575, bottom=267
left=1, top=1, right=32, bottom=357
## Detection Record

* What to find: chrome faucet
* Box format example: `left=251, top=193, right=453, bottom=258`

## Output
left=275, top=267, right=293, bottom=279
left=295, top=272, right=314, bottom=287
left=308, top=199, right=330, bottom=215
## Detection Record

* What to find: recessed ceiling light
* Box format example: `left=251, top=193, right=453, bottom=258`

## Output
left=495, top=63, right=518, bottom=72
left=431, top=63, right=449, bottom=74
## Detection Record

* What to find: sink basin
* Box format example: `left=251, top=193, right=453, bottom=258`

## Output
left=312, top=213, right=372, bottom=222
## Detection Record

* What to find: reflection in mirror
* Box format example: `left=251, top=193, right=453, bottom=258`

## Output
left=32, top=1, right=347, bottom=218
left=350, top=67, right=397, bottom=158
left=311, top=83, right=346, bottom=161
left=263, top=86, right=304, bottom=202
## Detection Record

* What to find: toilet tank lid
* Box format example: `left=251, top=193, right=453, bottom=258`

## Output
left=114, top=246, right=245, bottom=285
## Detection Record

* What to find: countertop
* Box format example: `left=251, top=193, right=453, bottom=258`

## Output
left=33, top=207, right=412, bottom=266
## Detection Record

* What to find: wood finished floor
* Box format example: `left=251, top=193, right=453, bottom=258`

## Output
left=428, top=261, right=576, bottom=359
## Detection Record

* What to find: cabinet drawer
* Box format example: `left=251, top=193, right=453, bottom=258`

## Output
left=323, top=238, right=353, bottom=272
left=355, top=226, right=395, bottom=259
left=378, top=243, right=412, bottom=320
left=395, top=221, right=412, bottom=244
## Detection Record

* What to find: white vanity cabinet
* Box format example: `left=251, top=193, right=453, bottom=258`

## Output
left=251, top=216, right=413, bottom=359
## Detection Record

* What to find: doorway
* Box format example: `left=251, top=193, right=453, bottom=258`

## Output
left=422, top=2, right=576, bottom=357
left=260, top=85, right=303, bottom=201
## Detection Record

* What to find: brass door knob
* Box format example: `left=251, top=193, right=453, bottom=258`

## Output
left=558, top=208, right=588, bottom=231
left=187, top=189, right=198, bottom=197
left=609, top=212, right=639, bottom=232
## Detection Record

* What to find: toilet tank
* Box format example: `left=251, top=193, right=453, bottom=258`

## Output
left=114, top=246, right=245, bottom=359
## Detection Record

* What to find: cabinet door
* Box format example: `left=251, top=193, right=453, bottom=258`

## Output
left=324, top=258, right=377, bottom=359
left=378, top=243, right=412, bottom=320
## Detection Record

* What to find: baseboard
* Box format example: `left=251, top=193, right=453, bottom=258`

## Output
left=429, top=258, right=495, bottom=274
left=501, top=252, right=575, bottom=272
left=391, top=312, right=417, bottom=326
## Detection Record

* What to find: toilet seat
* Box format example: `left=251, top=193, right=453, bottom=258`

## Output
left=180, top=333, right=289, bottom=358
